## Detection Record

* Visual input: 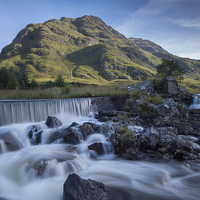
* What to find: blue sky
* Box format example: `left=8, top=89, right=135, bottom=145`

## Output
left=0, top=0, right=199, bottom=59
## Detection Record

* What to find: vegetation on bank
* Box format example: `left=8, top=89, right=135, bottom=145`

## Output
left=0, top=84, right=129, bottom=100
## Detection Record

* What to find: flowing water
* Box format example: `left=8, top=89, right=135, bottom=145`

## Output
left=189, top=94, right=200, bottom=109
left=0, top=98, right=200, bottom=200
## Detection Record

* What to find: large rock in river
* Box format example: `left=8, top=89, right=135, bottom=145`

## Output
left=140, top=127, right=159, bottom=148
left=63, top=173, right=110, bottom=200
left=45, top=116, right=62, bottom=128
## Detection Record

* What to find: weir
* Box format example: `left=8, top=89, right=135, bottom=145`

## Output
left=0, top=98, right=91, bottom=126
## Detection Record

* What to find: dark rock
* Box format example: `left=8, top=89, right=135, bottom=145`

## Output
left=88, top=142, right=104, bottom=155
left=140, top=127, right=159, bottom=148
left=47, top=122, right=82, bottom=144
left=69, top=122, right=79, bottom=128
left=173, top=135, right=195, bottom=160
left=45, top=116, right=62, bottom=128
left=27, top=124, right=42, bottom=138
left=156, top=127, right=177, bottom=152
left=81, top=122, right=100, bottom=139
left=175, top=135, right=193, bottom=151
left=98, top=110, right=137, bottom=122
left=123, top=148, right=149, bottom=160
left=33, top=130, right=43, bottom=145
left=63, top=127, right=83, bottom=145
left=163, top=76, right=180, bottom=94
left=110, top=133, right=122, bottom=154
left=63, top=173, right=110, bottom=200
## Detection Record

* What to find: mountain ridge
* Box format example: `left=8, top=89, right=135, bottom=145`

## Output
left=0, top=15, right=200, bottom=86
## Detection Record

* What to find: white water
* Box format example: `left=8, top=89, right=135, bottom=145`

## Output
left=0, top=99, right=200, bottom=200
left=189, top=94, right=200, bottom=109
left=0, top=98, right=91, bottom=126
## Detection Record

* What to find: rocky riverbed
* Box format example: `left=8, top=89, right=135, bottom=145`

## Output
left=1, top=77, right=200, bottom=200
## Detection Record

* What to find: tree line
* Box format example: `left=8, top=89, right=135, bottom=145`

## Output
left=0, top=67, right=67, bottom=90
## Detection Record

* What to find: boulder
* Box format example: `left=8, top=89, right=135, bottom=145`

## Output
left=140, top=127, right=159, bottom=148
left=63, top=127, right=83, bottom=145
left=45, top=116, right=62, bottom=128
left=173, top=135, right=197, bottom=160
left=32, top=130, right=43, bottom=145
left=156, top=127, right=177, bottom=152
left=163, top=76, right=180, bottom=94
left=88, top=142, right=104, bottom=155
left=47, top=122, right=79, bottom=144
left=63, top=173, right=110, bottom=200
left=81, top=122, right=100, bottom=139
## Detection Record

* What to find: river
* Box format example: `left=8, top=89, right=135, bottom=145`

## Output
left=0, top=98, right=200, bottom=200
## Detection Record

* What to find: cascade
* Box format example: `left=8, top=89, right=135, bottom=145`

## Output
left=0, top=98, right=91, bottom=126
left=0, top=139, right=7, bottom=153
left=0, top=98, right=200, bottom=200
left=189, top=94, right=200, bottom=109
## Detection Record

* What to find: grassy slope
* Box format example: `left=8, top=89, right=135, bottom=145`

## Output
left=131, top=38, right=200, bottom=91
left=0, top=16, right=155, bottom=85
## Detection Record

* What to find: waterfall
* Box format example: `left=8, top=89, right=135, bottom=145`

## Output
left=0, top=139, right=7, bottom=153
left=0, top=98, right=91, bottom=126
left=189, top=94, right=200, bottom=109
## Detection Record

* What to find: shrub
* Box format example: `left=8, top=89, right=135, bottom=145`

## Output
left=118, top=126, right=135, bottom=141
left=138, top=101, right=155, bottom=116
left=152, top=78, right=164, bottom=93
left=30, top=79, right=39, bottom=90
left=147, top=95, right=163, bottom=105
left=61, top=85, right=71, bottom=95
left=55, top=75, right=65, bottom=87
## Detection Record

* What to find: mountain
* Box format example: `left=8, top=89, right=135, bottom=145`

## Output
left=130, top=38, right=200, bottom=79
left=0, top=15, right=200, bottom=86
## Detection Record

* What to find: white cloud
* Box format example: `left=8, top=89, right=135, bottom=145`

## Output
left=155, top=37, right=200, bottom=60
left=168, top=18, right=200, bottom=29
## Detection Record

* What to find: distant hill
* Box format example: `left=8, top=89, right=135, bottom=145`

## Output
left=0, top=15, right=200, bottom=85
left=130, top=38, right=200, bottom=78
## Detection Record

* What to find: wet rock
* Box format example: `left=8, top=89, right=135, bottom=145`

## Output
left=47, top=122, right=80, bottom=144
left=69, top=122, right=79, bottom=128
left=27, top=124, right=42, bottom=138
left=140, top=127, right=159, bottom=148
left=32, top=130, right=43, bottom=145
left=157, top=127, right=177, bottom=152
left=63, top=127, right=83, bottom=145
left=173, top=135, right=195, bottom=160
left=175, top=135, right=193, bottom=151
left=123, top=148, right=150, bottom=160
left=63, top=173, right=110, bottom=200
left=80, top=122, right=100, bottom=139
left=88, top=142, right=104, bottom=155
left=110, top=133, right=122, bottom=154
left=45, top=116, right=62, bottom=128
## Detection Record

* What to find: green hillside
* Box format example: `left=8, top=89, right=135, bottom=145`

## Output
left=0, top=15, right=200, bottom=88
left=0, top=16, right=155, bottom=84
left=130, top=38, right=200, bottom=77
